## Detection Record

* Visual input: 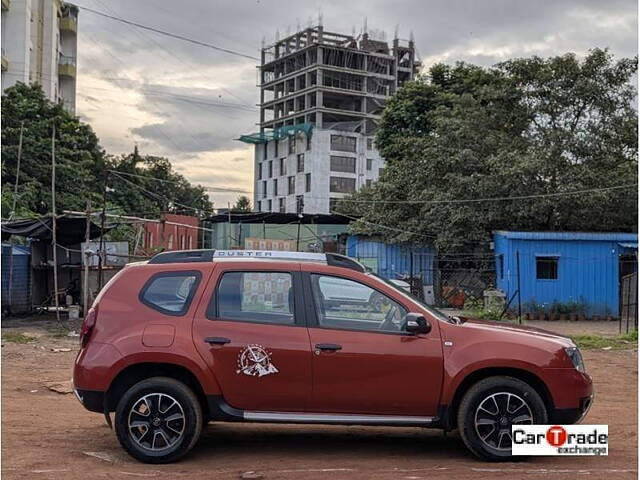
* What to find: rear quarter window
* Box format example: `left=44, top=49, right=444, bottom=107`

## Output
left=139, top=271, right=201, bottom=316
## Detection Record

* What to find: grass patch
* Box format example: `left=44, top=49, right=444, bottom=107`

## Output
left=570, top=332, right=638, bottom=350
left=2, top=332, right=37, bottom=344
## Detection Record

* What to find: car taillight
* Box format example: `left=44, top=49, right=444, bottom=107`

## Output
left=80, top=306, right=98, bottom=346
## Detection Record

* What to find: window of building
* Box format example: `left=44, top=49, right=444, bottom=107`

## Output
left=140, top=272, right=200, bottom=316
left=310, top=275, right=407, bottom=333
left=268, top=160, right=273, bottom=178
left=296, top=195, right=304, bottom=214
left=263, top=143, right=268, bottom=160
left=306, top=134, right=312, bottom=151
left=329, top=176, right=356, bottom=193
left=297, top=153, right=305, bottom=172
left=367, top=138, right=373, bottom=150
left=257, top=200, right=261, bottom=211
left=279, top=198, right=285, bottom=213
left=288, top=176, right=295, bottom=195
left=330, top=134, right=357, bottom=153
left=366, top=158, right=373, bottom=170
left=329, top=198, right=340, bottom=212
left=330, top=155, right=356, bottom=173
left=288, top=135, right=296, bottom=154
left=257, top=162, right=262, bottom=180
left=305, top=173, right=311, bottom=193
left=273, top=178, right=278, bottom=196
left=366, top=179, right=372, bottom=188
left=209, top=271, right=294, bottom=325
left=274, top=140, right=278, bottom=157
left=267, top=199, right=272, bottom=211
left=378, top=167, right=385, bottom=177
left=262, top=180, right=267, bottom=198
left=279, top=158, right=286, bottom=176
left=536, top=256, right=559, bottom=280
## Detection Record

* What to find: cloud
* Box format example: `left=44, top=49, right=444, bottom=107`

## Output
left=75, top=0, right=638, bottom=207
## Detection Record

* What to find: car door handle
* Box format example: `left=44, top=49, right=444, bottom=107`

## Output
left=315, top=343, right=342, bottom=352
left=204, top=337, right=231, bottom=345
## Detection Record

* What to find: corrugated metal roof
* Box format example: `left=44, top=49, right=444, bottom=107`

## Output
left=493, top=231, right=638, bottom=242
left=618, top=242, right=638, bottom=249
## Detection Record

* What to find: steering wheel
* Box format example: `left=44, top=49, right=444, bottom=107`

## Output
left=379, top=304, right=400, bottom=331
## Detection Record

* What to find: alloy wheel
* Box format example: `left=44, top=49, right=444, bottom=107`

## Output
left=128, top=393, right=186, bottom=451
left=474, top=392, right=533, bottom=451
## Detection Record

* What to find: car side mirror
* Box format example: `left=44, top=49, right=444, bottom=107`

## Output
left=404, top=313, right=431, bottom=335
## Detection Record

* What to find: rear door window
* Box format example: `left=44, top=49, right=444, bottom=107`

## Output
left=140, top=271, right=201, bottom=316
left=209, top=271, right=295, bottom=325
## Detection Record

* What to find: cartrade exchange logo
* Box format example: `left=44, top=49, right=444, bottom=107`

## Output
left=512, top=425, right=608, bottom=456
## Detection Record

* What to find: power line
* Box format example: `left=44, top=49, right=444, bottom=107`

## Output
left=108, top=169, right=250, bottom=193
left=329, top=184, right=638, bottom=205
left=77, top=5, right=260, bottom=61
left=330, top=210, right=436, bottom=239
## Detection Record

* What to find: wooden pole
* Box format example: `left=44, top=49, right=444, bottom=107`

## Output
left=227, top=203, right=232, bottom=248
left=10, top=121, right=24, bottom=219
left=97, top=172, right=109, bottom=290
left=51, top=123, right=60, bottom=322
left=83, top=200, right=91, bottom=315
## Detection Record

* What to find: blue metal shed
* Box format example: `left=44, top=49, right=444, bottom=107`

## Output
left=346, top=236, right=436, bottom=286
left=493, top=231, right=638, bottom=317
left=1, top=243, right=31, bottom=314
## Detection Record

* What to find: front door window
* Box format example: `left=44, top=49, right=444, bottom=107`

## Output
left=310, top=274, right=407, bottom=333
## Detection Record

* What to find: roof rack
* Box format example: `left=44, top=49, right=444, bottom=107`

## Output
left=147, top=249, right=366, bottom=273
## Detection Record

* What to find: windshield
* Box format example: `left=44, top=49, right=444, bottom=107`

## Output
left=370, top=273, right=452, bottom=323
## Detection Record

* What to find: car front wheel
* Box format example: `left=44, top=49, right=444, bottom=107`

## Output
left=457, top=376, right=548, bottom=461
left=115, top=377, right=203, bottom=463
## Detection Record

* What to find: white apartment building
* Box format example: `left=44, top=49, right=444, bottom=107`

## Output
left=240, top=25, right=420, bottom=214
left=1, top=0, right=78, bottom=113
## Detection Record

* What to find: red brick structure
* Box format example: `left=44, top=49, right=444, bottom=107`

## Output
left=143, top=214, right=199, bottom=252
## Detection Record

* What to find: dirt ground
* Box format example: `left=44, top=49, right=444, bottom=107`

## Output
left=1, top=317, right=637, bottom=480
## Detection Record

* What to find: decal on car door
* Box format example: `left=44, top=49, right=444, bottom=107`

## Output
left=236, top=344, right=279, bottom=377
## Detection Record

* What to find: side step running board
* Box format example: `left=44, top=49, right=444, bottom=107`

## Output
left=243, top=411, right=436, bottom=426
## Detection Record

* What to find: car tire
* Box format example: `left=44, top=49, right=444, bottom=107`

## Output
left=115, top=377, right=203, bottom=463
left=457, top=376, right=548, bottom=461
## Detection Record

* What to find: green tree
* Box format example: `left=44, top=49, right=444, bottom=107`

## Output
left=107, top=146, right=213, bottom=218
left=231, top=195, right=252, bottom=213
left=1, top=83, right=104, bottom=217
left=342, top=49, right=638, bottom=252
left=1, top=84, right=214, bottom=223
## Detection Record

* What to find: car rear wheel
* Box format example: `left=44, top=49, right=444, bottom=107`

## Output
left=115, top=377, right=203, bottom=463
left=457, top=376, right=547, bottom=461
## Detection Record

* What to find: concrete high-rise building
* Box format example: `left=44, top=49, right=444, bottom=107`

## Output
left=240, top=25, right=420, bottom=214
left=1, top=0, right=78, bottom=113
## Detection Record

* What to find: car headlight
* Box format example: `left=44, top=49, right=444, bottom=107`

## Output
left=565, top=346, right=585, bottom=373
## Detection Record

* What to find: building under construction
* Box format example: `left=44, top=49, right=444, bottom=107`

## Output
left=239, top=24, right=421, bottom=214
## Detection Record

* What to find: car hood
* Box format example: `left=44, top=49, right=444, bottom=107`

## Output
left=454, top=317, right=574, bottom=347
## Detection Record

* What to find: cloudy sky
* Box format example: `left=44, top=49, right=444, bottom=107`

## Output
left=75, top=0, right=638, bottom=209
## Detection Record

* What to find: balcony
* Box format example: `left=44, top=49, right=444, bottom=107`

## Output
left=60, top=4, right=78, bottom=33
left=60, top=16, right=77, bottom=33
left=58, top=54, right=76, bottom=77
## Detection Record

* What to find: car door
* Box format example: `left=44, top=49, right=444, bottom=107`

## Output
left=303, top=267, right=444, bottom=416
left=193, top=262, right=312, bottom=412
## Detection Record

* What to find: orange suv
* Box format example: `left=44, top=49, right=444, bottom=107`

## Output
left=73, top=250, right=593, bottom=463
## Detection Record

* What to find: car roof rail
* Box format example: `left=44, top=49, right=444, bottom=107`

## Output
left=148, top=249, right=216, bottom=264
left=148, top=249, right=367, bottom=273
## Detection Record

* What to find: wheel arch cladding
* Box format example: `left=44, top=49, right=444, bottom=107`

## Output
left=106, top=363, right=209, bottom=418
left=443, top=367, right=553, bottom=431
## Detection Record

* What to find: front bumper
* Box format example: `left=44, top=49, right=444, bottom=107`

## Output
left=73, top=388, right=106, bottom=413
left=550, top=393, right=594, bottom=424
